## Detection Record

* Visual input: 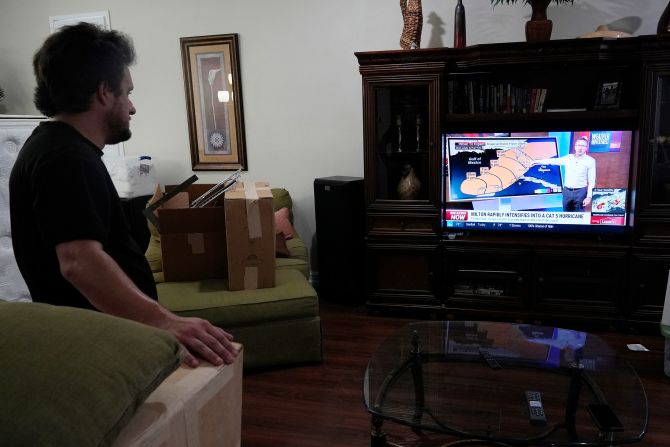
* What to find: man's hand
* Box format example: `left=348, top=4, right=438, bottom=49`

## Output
left=162, top=315, right=239, bottom=368
left=583, top=196, right=592, bottom=207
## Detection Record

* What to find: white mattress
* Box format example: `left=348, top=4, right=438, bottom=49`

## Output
left=0, top=116, right=43, bottom=302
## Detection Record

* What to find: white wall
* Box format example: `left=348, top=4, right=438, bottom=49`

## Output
left=0, top=0, right=665, bottom=272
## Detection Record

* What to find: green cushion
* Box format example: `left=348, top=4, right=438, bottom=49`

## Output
left=276, top=256, right=309, bottom=279
left=230, top=317, right=322, bottom=369
left=0, top=302, right=181, bottom=447
left=271, top=188, right=293, bottom=223
left=277, top=237, right=309, bottom=278
left=157, top=269, right=318, bottom=328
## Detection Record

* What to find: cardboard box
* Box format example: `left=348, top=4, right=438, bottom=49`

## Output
left=157, top=184, right=227, bottom=282
left=224, top=182, right=275, bottom=290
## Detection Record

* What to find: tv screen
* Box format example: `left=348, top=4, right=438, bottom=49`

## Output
left=442, top=130, right=633, bottom=234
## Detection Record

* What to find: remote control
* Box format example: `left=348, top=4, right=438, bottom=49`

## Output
left=525, top=391, right=548, bottom=426
left=479, top=349, right=501, bottom=369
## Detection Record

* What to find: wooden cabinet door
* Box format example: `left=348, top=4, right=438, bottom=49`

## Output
left=629, top=250, right=670, bottom=324
left=532, top=249, right=628, bottom=322
left=366, top=242, right=440, bottom=312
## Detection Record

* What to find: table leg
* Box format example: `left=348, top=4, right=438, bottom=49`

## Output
left=564, top=363, right=584, bottom=441
left=371, top=414, right=387, bottom=447
left=411, top=330, right=425, bottom=430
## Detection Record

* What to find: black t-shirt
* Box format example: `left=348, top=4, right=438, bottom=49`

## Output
left=9, top=121, right=157, bottom=309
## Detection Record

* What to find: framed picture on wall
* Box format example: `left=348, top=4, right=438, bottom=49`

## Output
left=594, top=80, right=622, bottom=110
left=49, top=11, right=111, bottom=32
left=180, top=34, right=248, bottom=171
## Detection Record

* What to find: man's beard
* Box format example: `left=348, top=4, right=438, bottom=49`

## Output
left=107, top=127, right=132, bottom=145
left=106, top=108, right=132, bottom=145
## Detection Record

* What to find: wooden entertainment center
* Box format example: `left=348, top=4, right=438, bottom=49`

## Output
left=356, top=35, right=670, bottom=331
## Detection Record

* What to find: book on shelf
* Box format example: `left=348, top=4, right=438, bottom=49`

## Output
left=447, top=80, right=550, bottom=115
left=534, top=88, right=547, bottom=113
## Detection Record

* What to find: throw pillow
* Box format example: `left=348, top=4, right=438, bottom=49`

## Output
left=0, top=302, right=182, bottom=447
left=275, top=207, right=295, bottom=240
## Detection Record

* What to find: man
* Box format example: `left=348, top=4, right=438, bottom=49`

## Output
left=9, top=23, right=237, bottom=368
left=534, top=136, right=596, bottom=212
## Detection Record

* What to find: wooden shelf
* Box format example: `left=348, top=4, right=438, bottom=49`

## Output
left=446, top=109, right=638, bottom=122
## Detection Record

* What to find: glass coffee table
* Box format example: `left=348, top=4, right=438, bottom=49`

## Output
left=363, top=322, right=647, bottom=446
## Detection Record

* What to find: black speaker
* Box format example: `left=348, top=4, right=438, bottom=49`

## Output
left=314, top=176, right=365, bottom=304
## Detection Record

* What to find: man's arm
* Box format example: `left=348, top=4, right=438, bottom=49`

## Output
left=55, top=239, right=238, bottom=367
left=584, top=158, right=596, bottom=207
left=532, top=157, right=563, bottom=166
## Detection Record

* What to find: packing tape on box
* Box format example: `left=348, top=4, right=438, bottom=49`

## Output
left=244, top=182, right=262, bottom=239
left=187, top=233, right=205, bottom=254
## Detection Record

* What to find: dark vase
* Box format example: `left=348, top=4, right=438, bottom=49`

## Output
left=525, top=0, right=553, bottom=42
left=659, top=0, right=670, bottom=34
left=454, top=0, right=466, bottom=48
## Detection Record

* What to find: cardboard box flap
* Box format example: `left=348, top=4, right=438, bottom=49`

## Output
left=161, top=192, right=190, bottom=210
left=225, top=181, right=272, bottom=200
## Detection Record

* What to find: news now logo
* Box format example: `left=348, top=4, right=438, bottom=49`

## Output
left=447, top=211, right=469, bottom=221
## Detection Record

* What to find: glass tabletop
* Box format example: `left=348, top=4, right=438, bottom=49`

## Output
left=363, top=321, right=648, bottom=446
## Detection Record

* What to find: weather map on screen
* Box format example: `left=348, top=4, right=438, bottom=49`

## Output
left=447, top=136, right=563, bottom=201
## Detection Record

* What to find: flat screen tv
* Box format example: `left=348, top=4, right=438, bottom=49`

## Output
left=442, top=130, right=633, bottom=235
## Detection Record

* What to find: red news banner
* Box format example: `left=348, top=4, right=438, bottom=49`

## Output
left=445, top=210, right=624, bottom=226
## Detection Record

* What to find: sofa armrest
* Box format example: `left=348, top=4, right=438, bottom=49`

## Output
left=286, top=236, right=308, bottom=263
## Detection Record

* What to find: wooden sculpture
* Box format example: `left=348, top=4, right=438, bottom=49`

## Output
left=400, top=0, right=423, bottom=49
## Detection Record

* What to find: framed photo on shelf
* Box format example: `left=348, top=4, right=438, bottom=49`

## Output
left=180, top=33, right=247, bottom=170
left=594, top=80, right=622, bottom=110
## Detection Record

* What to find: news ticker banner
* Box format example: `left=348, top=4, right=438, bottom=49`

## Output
left=444, top=209, right=625, bottom=226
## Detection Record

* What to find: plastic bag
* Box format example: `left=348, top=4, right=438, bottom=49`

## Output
left=103, top=155, right=157, bottom=198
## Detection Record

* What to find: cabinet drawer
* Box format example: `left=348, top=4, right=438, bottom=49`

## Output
left=533, top=250, right=628, bottom=315
left=367, top=214, right=437, bottom=235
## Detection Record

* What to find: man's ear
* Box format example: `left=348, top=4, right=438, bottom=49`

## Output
left=95, top=82, right=115, bottom=107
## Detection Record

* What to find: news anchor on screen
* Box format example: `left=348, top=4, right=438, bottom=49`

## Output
left=534, top=137, right=596, bottom=212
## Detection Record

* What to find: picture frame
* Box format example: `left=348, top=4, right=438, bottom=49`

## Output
left=594, top=80, right=622, bottom=110
left=180, top=34, right=247, bottom=171
left=49, top=11, right=111, bottom=33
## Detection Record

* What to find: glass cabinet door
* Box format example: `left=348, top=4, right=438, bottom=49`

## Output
left=649, top=73, right=670, bottom=205
left=634, top=67, right=670, bottom=244
left=364, top=79, right=437, bottom=206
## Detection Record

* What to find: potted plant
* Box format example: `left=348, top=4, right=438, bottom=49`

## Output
left=491, top=0, right=574, bottom=42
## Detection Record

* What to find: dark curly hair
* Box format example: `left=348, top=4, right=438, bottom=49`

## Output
left=33, top=22, right=136, bottom=117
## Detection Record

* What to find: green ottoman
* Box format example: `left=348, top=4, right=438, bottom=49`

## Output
left=157, top=269, right=322, bottom=369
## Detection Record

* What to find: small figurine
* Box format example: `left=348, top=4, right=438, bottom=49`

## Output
left=400, top=0, right=423, bottom=50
